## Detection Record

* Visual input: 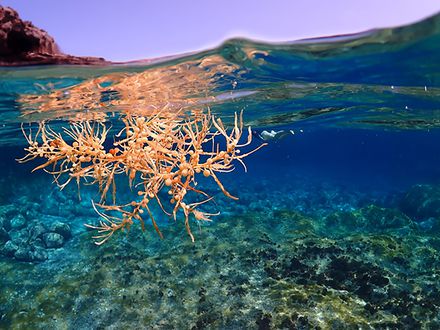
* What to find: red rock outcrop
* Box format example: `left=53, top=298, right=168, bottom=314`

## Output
left=0, top=6, right=109, bottom=66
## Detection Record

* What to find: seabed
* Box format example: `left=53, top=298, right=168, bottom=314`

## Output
left=1, top=168, right=440, bottom=329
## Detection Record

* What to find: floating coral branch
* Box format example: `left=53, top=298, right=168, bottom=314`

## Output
left=18, top=109, right=266, bottom=244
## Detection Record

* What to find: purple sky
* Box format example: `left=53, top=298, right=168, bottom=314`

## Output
left=3, top=0, right=440, bottom=61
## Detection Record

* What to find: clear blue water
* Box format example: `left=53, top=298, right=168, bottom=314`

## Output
left=0, top=14, right=440, bottom=329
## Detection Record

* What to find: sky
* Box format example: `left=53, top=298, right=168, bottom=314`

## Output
left=2, top=0, right=440, bottom=61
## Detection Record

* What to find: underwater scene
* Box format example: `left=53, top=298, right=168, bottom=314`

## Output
left=1, top=13, right=440, bottom=330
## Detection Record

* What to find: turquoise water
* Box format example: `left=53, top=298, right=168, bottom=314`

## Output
left=1, top=14, right=440, bottom=329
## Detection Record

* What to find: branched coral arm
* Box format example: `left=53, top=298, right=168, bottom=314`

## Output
left=144, top=203, right=164, bottom=239
left=91, top=200, right=123, bottom=224
left=210, top=171, right=238, bottom=200
left=31, top=156, right=64, bottom=172
left=98, top=167, right=116, bottom=203
left=154, top=193, right=172, bottom=216
left=183, top=209, right=195, bottom=243
left=18, top=109, right=266, bottom=244
left=236, top=158, right=248, bottom=172
left=187, top=186, right=211, bottom=198
left=16, top=152, right=38, bottom=163
left=236, top=142, right=268, bottom=159
left=212, top=116, right=228, bottom=138
left=84, top=223, right=116, bottom=245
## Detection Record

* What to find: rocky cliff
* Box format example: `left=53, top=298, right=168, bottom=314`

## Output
left=0, top=6, right=109, bottom=66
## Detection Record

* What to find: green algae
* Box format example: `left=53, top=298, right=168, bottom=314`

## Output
left=400, top=184, right=440, bottom=220
left=2, top=204, right=440, bottom=328
left=323, top=204, right=414, bottom=235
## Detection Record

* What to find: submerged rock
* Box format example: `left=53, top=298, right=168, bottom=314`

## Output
left=9, top=229, right=29, bottom=245
left=360, top=205, right=413, bottom=229
left=14, top=246, right=32, bottom=262
left=31, top=247, right=48, bottom=261
left=10, top=214, right=26, bottom=230
left=418, top=217, right=440, bottom=231
left=0, top=204, right=18, bottom=219
left=324, top=204, right=413, bottom=234
left=42, top=232, right=65, bottom=248
left=0, top=204, right=18, bottom=231
left=0, top=226, right=9, bottom=244
left=400, top=184, right=440, bottom=220
left=0, top=211, right=72, bottom=262
left=29, top=222, right=48, bottom=240
left=48, top=221, right=71, bottom=239
left=2, top=240, right=17, bottom=256
left=31, top=237, right=46, bottom=250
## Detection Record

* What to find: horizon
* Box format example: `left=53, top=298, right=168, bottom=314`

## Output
left=2, top=1, right=440, bottom=61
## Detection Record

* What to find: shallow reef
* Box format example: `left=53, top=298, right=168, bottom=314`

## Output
left=1, top=172, right=440, bottom=329
left=1, top=7, right=440, bottom=328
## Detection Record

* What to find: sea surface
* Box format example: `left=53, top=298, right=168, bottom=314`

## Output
left=1, top=14, right=440, bottom=329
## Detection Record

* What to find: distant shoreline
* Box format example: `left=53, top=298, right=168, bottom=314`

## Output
left=0, top=6, right=109, bottom=66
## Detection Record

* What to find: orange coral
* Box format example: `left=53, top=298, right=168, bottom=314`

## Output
left=18, top=110, right=266, bottom=244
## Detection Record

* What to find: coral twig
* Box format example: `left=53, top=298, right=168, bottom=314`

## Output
left=18, top=109, right=267, bottom=244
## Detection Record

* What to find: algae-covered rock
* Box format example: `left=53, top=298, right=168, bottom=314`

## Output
left=360, top=205, right=413, bottom=229
left=14, top=247, right=32, bottom=262
left=31, top=247, right=48, bottom=262
left=0, top=204, right=18, bottom=219
left=1, top=200, right=440, bottom=328
left=1, top=240, right=17, bottom=256
left=400, top=184, right=440, bottom=220
left=418, top=217, right=440, bottom=232
left=28, top=223, right=47, bottom=240
left=325, top=210, right=364, bottom=230
left=0, top=226, right=9, bottom=243
left=31, top=238, right=45, bottom=249
left=9, top=229, right=28, bottom=245
left=272, top=209, right=316, bottom=234
left=10, top=214, right=26, bottom=230
left=0, top=204, right=18, bottom=231
left=324, top=204, right=413, bottom=234
left=48, top=222, right=71, bottom=239
left=42, top=233, right=64, bottom=248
